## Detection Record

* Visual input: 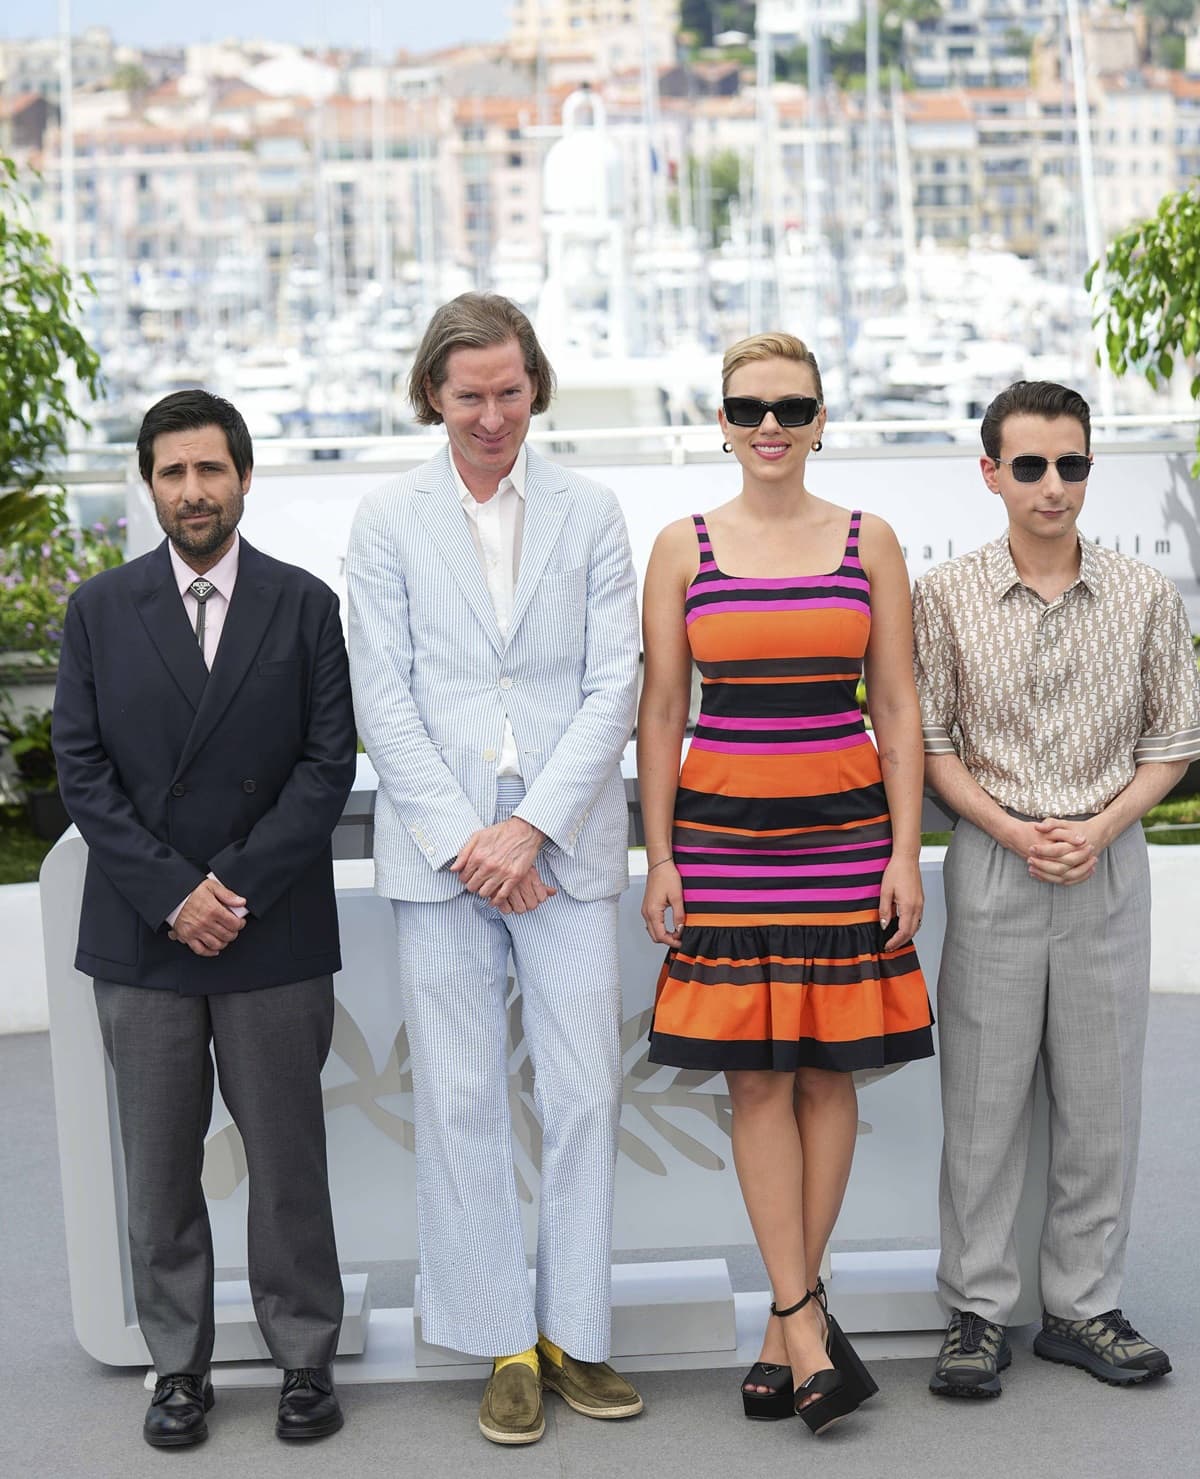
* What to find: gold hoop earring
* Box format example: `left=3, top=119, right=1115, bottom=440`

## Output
left=811, top=439, right=823, bottom=453
left=722, top=442, right=732, bottom=454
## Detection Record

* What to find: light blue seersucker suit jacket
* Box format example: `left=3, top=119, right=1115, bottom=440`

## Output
left=345, top=444, right=640, bottom=904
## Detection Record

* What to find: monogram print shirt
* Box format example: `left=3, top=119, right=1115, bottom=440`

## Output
left=912, top=535, right=1200, bottom=817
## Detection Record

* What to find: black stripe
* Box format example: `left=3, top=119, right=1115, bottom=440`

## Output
left=687, top=581, right=869, bottom=609
left=667, top=952, right=922, bottom=987
left=682, top=871, right=886, bottom=894
left=672, top=819, right=894, bottom=852
left=697, top=679, right=862, bottom=719
left=647, top=1025, right=935, bottom=1073
left=675, top=784, right=889, bottom=832
left=692, top=719, right=866, bottom=745
left=696, top=656, right=861, bottom=680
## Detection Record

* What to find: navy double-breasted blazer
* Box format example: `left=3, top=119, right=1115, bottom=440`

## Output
left=52, top=536, right=357, bottom=994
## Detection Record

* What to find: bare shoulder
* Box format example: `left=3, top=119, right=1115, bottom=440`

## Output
left=857, top=510, right=904, bottom=575
left=646, top=516, right=702, bottom=587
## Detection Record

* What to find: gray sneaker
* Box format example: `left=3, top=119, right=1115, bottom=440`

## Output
left=929, top=1310, right=1012, bottom=1398
left=1033, top=1310, right=1171, bottom=1386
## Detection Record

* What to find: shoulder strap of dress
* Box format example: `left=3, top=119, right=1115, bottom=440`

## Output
left=691, top=513, right=715, bottom=564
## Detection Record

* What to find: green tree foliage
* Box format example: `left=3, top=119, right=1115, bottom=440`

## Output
left=687, top=150, right=742, bottom=246
left=0, top=156, right=102, bottom=542
left=1145, top=0, right=1196, bottom=68
left=1087, top=186, right=1200, bottom=467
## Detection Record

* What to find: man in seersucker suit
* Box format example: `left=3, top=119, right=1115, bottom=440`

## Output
left=346, top=293, right=643, bottom=1445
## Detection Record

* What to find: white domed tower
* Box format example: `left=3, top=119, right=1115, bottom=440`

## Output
left=537, top=88, right=631, bottom=358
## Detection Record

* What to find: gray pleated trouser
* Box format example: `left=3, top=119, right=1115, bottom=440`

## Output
left=935, top=817, right=1151, bottom=1326
left=94, top=975, right=343, bottom=1376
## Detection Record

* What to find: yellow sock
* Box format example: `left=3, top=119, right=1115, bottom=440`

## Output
left=537, top=1334, right=565, bottom=1368
left=493, top=1346, right=539, bottom=1375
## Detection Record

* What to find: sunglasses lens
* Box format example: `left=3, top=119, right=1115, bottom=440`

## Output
left=774, top=397, right=820, bottom=427
left=1057, top=455, right=1092, bottom=482
left=723, top=398, right=763, bottom=427
left=1011, top=457, right=1048, bottom=483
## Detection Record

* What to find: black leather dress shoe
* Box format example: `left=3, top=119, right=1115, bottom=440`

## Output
left=276, top=1366, right=344, bottom=1440
left=143, top=1372, right=214, bottom=1447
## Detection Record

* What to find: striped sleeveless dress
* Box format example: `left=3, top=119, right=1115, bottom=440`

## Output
left=648, top=511, right=934, bottom=1073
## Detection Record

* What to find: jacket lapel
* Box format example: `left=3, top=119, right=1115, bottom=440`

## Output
left=132, top=542, right=209, bottom=712
left=413, top=448, right=504, bottom=656
left=174, top=538, right=282, bottom=777
left=507, top=447, right=571, bottom=645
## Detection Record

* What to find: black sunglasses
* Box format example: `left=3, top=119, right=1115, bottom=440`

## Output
left=994, top=454, right=1092, bottom=484
left=723, top=395, right=822, bottom=428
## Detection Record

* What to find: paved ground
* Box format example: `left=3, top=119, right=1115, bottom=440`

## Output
left=2, top=996, right=1197, bottom=1479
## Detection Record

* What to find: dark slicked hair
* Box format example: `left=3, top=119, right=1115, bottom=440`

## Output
left=408, top=292, right=556, bottom=425
left=136, top=389, right=254, bottom=485
left=980, top=380, right=1091, bottom=461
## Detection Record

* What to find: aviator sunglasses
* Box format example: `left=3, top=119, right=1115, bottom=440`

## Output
left=722, top=395, right=822, bottom=428
left=993, top=454, right=1092, bottom=484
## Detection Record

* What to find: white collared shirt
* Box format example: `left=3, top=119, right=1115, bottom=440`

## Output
left=451, top=444, right=527, bottom=778
left=169, top=532, right=240, bottom=671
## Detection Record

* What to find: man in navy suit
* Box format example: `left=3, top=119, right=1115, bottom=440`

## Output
left=52, top=390, right=356, bottom=1447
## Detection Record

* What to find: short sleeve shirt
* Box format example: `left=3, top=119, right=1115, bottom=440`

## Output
left=912, top=535, right=1200, bottom=817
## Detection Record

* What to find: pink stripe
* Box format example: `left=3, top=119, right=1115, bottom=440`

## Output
left=693, top=573, right=870, bottom=594
left=677, top=859, right=887, bottom=878
left=699, top=710, right=861, bottom=731
left=686, top=886, right=881, bottom=902
left=690, top=733, right=869, bottom=755
left=687, top=597, right=869, bottom=621
left=673, top=839, right=889, bottom=857
left=843, top=556, right=863, bottom=570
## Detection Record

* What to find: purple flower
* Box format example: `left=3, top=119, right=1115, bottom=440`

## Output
left=66, top=568, right=80, bottom=583
left=41, top=543, right=52, bottom=558
left=117, top=517, right=128, bottom=529
left=92, top=521, right=106, bottom=533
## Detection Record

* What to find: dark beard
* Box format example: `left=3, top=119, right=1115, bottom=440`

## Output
left=157, top=495, right=243, bottom=561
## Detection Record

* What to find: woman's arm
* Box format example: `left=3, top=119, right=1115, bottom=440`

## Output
left=637, top=520, right=697, bottom=947
left=860, top=513, right=925, bottom=948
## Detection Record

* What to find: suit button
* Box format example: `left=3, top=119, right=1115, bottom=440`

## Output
left=242, top=779, right=257, bottom=794
left=170, top=783, right=186, bottom=797
left=498, top=676, right=513, bottom=690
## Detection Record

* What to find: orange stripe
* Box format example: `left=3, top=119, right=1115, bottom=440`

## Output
left=653, top=967, right=930, bottom=1045
left=690, top=607, right=869, bottom=663
left=674, top=815, right=889, bottom=838
left=684, top=908, right=881, bottom=927
left=681, top=740, right=882, bottom=799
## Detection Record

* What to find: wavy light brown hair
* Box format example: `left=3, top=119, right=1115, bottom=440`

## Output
left=408, top=293, right=556, bottom=425
left=721, top=332, right=824, bottom=402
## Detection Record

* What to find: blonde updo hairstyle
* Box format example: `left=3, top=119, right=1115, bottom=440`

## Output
left=721, top=332, right=825, bottom=402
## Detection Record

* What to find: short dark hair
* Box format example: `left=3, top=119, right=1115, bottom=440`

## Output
left=408, top=293, right=556, bottom=425
left=980, top=380, right=1091, bottom=461
left=136, top=389, right=253, bottom=484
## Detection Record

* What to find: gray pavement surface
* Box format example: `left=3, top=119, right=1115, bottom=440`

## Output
left=2, top=996, right=1197, bottom=1479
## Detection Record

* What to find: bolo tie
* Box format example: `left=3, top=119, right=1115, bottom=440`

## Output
left=189, top=577, right=216, bottom=652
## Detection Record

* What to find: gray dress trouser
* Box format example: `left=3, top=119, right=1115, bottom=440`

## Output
left=935, top=817, right=1151, bottom=1326
left=94, top=975, right=343, bottom=1375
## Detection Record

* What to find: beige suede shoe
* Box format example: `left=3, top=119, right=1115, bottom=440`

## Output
left=478, top=1363, right=545, bottom=1445
left=540, top=1352, right=644, bottom=1419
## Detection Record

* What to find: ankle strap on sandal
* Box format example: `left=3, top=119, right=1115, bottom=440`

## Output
left=770, top=1289, right=814, bottom=1319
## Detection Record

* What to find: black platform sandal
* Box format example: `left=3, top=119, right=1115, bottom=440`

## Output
left=740, top=1357, right=793, bottom=1420
left=775, top=1285, right=876, bottom=1436
left=812, top=1278, right=879, bottom=1406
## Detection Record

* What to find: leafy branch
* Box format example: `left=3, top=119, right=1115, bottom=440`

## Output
left=1087, top=185, right=1200, bottom=469
left=0, top=155, right=103, bottom=539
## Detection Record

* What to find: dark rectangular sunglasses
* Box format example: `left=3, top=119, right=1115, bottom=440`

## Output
left=723, top=395, right=822, bottom=428
left=994, top=454, right=1092, bottom=484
